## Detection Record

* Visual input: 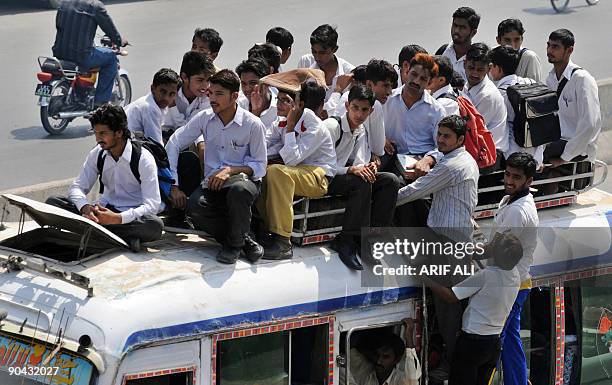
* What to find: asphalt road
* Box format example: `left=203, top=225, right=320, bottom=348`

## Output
left=0, top=0, right=611, bottom=190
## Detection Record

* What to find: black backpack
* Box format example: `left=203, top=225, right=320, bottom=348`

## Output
left=507, top=68, right=581, bottom=148
left=97, top=138, right=176, bottom=205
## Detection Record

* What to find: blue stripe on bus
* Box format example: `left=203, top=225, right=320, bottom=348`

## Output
left=122, top=286, right=420, bottom=352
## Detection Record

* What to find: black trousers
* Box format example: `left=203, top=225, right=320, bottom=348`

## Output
left=449, top=332, right=501, bottom=385
left=327, top=172, right=400, bottom=238
left=187, top=178, right=260, bottom=248
left=45, top=196, right=163, bottom=243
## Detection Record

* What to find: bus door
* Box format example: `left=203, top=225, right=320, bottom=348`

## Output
left=115, top=340, right=200, bottom=385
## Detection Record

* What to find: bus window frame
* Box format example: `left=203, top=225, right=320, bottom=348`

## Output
left=211, top=315, right=334, bottom=385
left=121, top=365, right=197, bottom=385
left=344, top=321, right=406, bottom=385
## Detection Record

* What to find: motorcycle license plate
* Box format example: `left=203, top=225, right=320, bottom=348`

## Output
left=35, top=83, right=52, bottom=97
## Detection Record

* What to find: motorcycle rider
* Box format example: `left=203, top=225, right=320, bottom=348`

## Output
left=52, top=0, right=128, bottom=106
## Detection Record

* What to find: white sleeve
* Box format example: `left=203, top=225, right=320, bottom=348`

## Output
left=452, top=269, right=486, bottom=300
left=279, top=129, right=322, bottom=166
left=68, top=148, right=100, bottom=211
left=367, top=103, right=386, bottom=156
left=165, top=112, right=207, bottom=184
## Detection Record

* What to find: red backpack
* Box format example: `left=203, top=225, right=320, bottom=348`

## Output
left=438, top=93, right=497, bottom=168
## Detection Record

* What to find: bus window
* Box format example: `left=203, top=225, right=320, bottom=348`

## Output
left=579, top=274, right=612, bottom=385
left=216, top=324, right=328, bottom=385
left=345, top=323, right=418, bottom=385
left=126, top=372, right=194, bottom=385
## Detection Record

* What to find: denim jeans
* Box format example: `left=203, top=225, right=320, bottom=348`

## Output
left=80, top=47, right=118, bottom=104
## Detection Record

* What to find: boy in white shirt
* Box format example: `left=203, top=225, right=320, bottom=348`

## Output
left=191, top=27, right=223, bottom=71
left=125, top=68, right=180, bottom=144
left=258, top=75, right=337, bottom=260
left=297, top=24, right=354, bottom=101
left=495, top=152, right=539, bottom=385
left=236, top=57, right=277, bottom=129
left=324, top=85, right=400, bottom=270
left=496, top=19, right=543, bottom=82
left=428, top=56, right=460, bottom=116
left=488, top=45, right=544, bottom=168
left=266, top=27, right=294, bottom=70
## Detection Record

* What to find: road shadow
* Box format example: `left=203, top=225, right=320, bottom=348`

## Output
left=11, top=124, right=92, bottom=141
left=0, top=0, right=154, bottom=16
left=523, top=3, right=590, bottom=15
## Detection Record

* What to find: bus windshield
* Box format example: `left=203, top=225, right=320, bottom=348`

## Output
left=0, top=332, right=95, bottom=385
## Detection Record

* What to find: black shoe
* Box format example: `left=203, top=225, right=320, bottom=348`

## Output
left=242, top=235, right=264, bottom=263
left=128, top=238, right=141, bottom=253
left=330, top=235, right=363, bottom=270
left=217, top=245, right=241, bottom=264
left=263, top=236, right=293, bottom=260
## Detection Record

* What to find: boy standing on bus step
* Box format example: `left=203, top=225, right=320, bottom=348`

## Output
left=495, top=152, right=539, bottom=385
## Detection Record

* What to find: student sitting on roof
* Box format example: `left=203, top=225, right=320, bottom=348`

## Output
left=46, top=104, right=164, bottom=252
left=257, top=69, right=337, bottom=260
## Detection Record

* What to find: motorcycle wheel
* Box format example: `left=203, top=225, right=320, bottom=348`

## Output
left=40, top=81, right=71, bottom=135
left=111, top=74, right=132, bottom=107
left=586, top=0, right=599, bottom=5
left=551, top=0, right=570, bottom=12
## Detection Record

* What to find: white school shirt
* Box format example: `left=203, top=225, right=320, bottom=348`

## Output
left=463, top=76, right=508, bottom=153
left=492, top=191, right=539, bottom=285
left=68, top=139, right=162, bottom=224
left=397, top=147, right=479, bottom=241
left=323, top=114, right=369, bottom=174
left=163, top=87, right=211, bottom=129
left=298, top=54, right=355, bottom=101
left=516, top=47, right=543, bottom=83
left=496, top=74, right=544, bottom=166
left=237, top=91, right=278, bottom=130
left=452, top=266, right=520, bottom=335
left=431, top=84, right=460, bottom=117
left=441, top=42, right=467, bottom=82
left=383, top=89, right=446, bottom=155
left=325, top=91, right=386, bottom=157
left=165, top=106, right=268, bottom=185
left=546, top=61, right=601, bottom=161
left=267, top=108, right=337, bottom=177
left=125, top=93, right=167, bottom=144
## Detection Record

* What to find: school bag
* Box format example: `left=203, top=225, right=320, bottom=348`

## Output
left=436, top=93, right=497, bottom=168
left=506, top=68, right=580, bottom=148
left=97, top=138, right=175, bottom=205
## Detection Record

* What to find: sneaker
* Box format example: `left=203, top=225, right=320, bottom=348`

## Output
left=330, top=235, right=363, bottom=270
left=263, top=235, right=293, bottom=260
left=216, top=245, right=241, bottom=264
left=242, top=235, right=264, bottom=263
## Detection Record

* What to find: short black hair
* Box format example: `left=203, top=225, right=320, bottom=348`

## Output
left=398, top=44, right=428, bottom=67
left=452, top=7, right=481, bottom=30
left=235, top=57, right=270, bottom=79
left=505, top=152, right=537, bottom=179
left=488, top=46, right=519, bottom=76
left=180, top=51, right=216, bottom=78
left=209, top=69, right=240, bottom=93
left=373, top=334, right=405, bottom=361
left=248, top=43, right=281, bottom=73
left=366, top=59, right=398, bottom=85
left=438, top=115, right=466, bottom=138
left=192, top=28, right=223, bottom=54
left=549, top=28, right=575, bottom=48
left=497, top=18, right=525, bottom=38
left=266, top=27, right=294, bottom=50
left=89, top=104, right=129, bottom=139
left=433, top=55, right=453, bottom=85
left=466, top=43, right=490, bottom=64
left=310, top=24, right=338, bottom=50
left=347, top=84, right=375, bottom=107
left=300, top=80, right=326, bottom=112
left=152, top=68, right=181, bottom=88
left=352, top=65, right=368, bottom=83
left=450, top=71, right=465, bottom=89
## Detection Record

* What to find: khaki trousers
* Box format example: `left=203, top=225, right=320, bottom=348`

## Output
left=258, top=164, right=329, bottom=237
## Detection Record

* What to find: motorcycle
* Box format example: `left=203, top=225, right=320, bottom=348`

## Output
left=34, top=36, right=132, bottom=135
